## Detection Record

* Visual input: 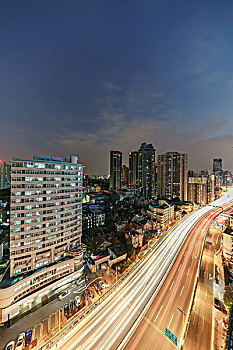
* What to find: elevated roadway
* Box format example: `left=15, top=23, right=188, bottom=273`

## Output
left=50, top=190, right=233, bottom=350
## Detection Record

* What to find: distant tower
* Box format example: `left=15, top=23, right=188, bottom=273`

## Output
left=129, top=151, right=138, bottom=194
left=213, top=158, right=223, bottom=185
left=213, top=158, right=223, bottom=173
left=110, top=151, right=122, bottom=191
left=138, top=143, right=156, bottom=199
left=157, top=152, right=188, bottom=201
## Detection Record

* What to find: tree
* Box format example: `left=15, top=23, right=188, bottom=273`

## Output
left=223, top=285, right=233, bottom=309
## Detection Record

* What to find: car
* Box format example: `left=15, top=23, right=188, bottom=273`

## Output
left=4, top=341, right=15, bottom=350
left=69, top=299, right=75, bottom=311
left=88, top=288, right=95, bottom=298
left=99, top=281, right=106, bottom=290
left=15, top=332, right=25, bottom=350
left=214, top=297, right=221, bottom=310
left=25, top=328, right=33, bottom=346
left=74, top=296, right=81, bottom=306
left=94, top=283, right=99, bottom=292
left=64, top=303, right=70, bottom=314
left=58, top=290, right=70, bottom=300
left=76, top=279, right=85, bottom=285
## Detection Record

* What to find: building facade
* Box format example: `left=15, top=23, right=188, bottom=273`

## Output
left=188, top=176, right=207, bottom=205
left=0, top=155, right=85, bottom=323
left=157, top=152, right=188, bottom=201
left=129, top=151, right=138, bottom=194
left=0, top=161, right=10, bottom=190
left=138, top=143, right=155, bottom=199
left=110, top=151, right=122, bottom=191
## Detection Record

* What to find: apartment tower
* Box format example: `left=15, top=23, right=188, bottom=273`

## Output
left=157, top=152, right=188, bottom=201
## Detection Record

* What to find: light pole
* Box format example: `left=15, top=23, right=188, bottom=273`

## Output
left=177, top=307, right=186, bottom=349
left=59, top=308, right=62, bottom=332
left=116, top=266, right=119, bottom=282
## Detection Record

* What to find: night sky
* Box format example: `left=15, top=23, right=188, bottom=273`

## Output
left=1, top=1, right=233, bottom=173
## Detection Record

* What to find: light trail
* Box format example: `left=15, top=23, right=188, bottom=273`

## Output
left=52, top=189, right=233, bottom=350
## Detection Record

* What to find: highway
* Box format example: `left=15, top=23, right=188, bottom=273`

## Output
left=184, top=219, right=226, bottom=350
left=124, top=210, right=220, bottom=350
left=50, top=190, right=233, bottom=350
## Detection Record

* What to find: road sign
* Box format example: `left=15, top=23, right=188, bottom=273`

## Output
left=165, top=327, right=177, bottom=346
left=206, top=241, right=212, bottom=246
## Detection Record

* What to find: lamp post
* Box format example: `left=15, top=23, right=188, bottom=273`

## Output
left=59, top=308, right=62, bottom=332
left=177, top=307, right=186, bottom=349
left=116, top=266, right=119, bottom=282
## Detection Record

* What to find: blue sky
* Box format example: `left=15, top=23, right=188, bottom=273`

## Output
left=1, top=1, right=233, bottom=173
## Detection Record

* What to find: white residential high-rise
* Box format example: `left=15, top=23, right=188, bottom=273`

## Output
left=0, top=155, right=85, bottom=323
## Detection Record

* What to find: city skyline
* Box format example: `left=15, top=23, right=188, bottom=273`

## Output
left=1, top=1, right=233, bottom=173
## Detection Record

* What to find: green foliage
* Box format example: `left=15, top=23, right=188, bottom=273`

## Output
left=223, top=285, right=233, bottom=309
left=82, top=226, right=99, bottom=256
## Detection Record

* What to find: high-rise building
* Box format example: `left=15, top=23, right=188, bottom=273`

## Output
left=129, top=151, right=138, bottom=194
left=188, top=176, right=207, bottom=205
left=223, top=171, right=232, bottom=186
left=0, top=161, right=10, bottom=190
left=138, top=143, right=155, bottom=199
left=213, top=158, right=223, bottom=185
left=157, top=152, right=188, bottom=201
left=122, top=165, right=129, bottom=189
left=110, top=151, right=122, bottom=191
left=213, top=158, right=223, bottom=173
left=0, top=155, right=85, bottom=323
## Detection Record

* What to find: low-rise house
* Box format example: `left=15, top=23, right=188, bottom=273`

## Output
left=223, top=227, right=233, bottom=262
left=125, top=231, right=143, bottom=248
left=108, top=245, right=127, bottom=267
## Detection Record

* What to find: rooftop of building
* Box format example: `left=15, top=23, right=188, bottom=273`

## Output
left=12, top=155, right=82, bottom=166
left=224, top=227, right=233, bottom=236
left=108, top=244, right=126, bottom=257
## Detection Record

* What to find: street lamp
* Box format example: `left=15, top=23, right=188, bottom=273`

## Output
left=116, top=266, right=119, bottom=282
left=58, top=308, right=62, bottom=332
left=177, top=307, right=186, bottom=349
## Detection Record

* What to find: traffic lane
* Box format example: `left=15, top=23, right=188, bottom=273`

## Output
left=57, top=219, right=202, bottom=350
left=126, top=219, right=206, bottom=349
left=184, top=236, right=215, bottom=349
left=126, top=213, right=216, bottom=350
left=57, top=209, right=219, bottom=349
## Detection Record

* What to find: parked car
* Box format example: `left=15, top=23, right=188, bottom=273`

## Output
left=74, top=296, right=81, bottom=306
left=69, top=299, right=75, bottom=311
left=64, top=303, right=70, bottom=314
left=88, top=288, right=95, bottom=298
left=15, top=332, right=25, bottom=350
left=214, top=297, right=221, bottom=310
left=94, top=283, right=99, bottom=292
left=25, top=328, right=33, bottom=346
left=99, top=281, right=106, bottom=290
left=76, top=279, right=85, bottom=285
left=4, top=341, right=15, bottom=350
left=58, top=290, right=70, bottom=300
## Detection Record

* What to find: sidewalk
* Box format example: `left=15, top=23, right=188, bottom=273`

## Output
left=213, top=236, right=228, bottom=350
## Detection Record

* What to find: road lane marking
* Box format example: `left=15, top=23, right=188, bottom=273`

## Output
left=168, top=314, right=174, bottom=328
left=154, top=304, right=163, bottom=323
left=205, top=289, right=207, bottom=301
left=187, top=267, right=190, bottom=276
left=170, top=280, right=174, bottom=290
left=178, top=264, right=181, bottom=271
left=216, top=236, right=219, bottom=244
left=180, top=285, right=184, bottom=296
left=202, top=316, right=205, bottom=331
